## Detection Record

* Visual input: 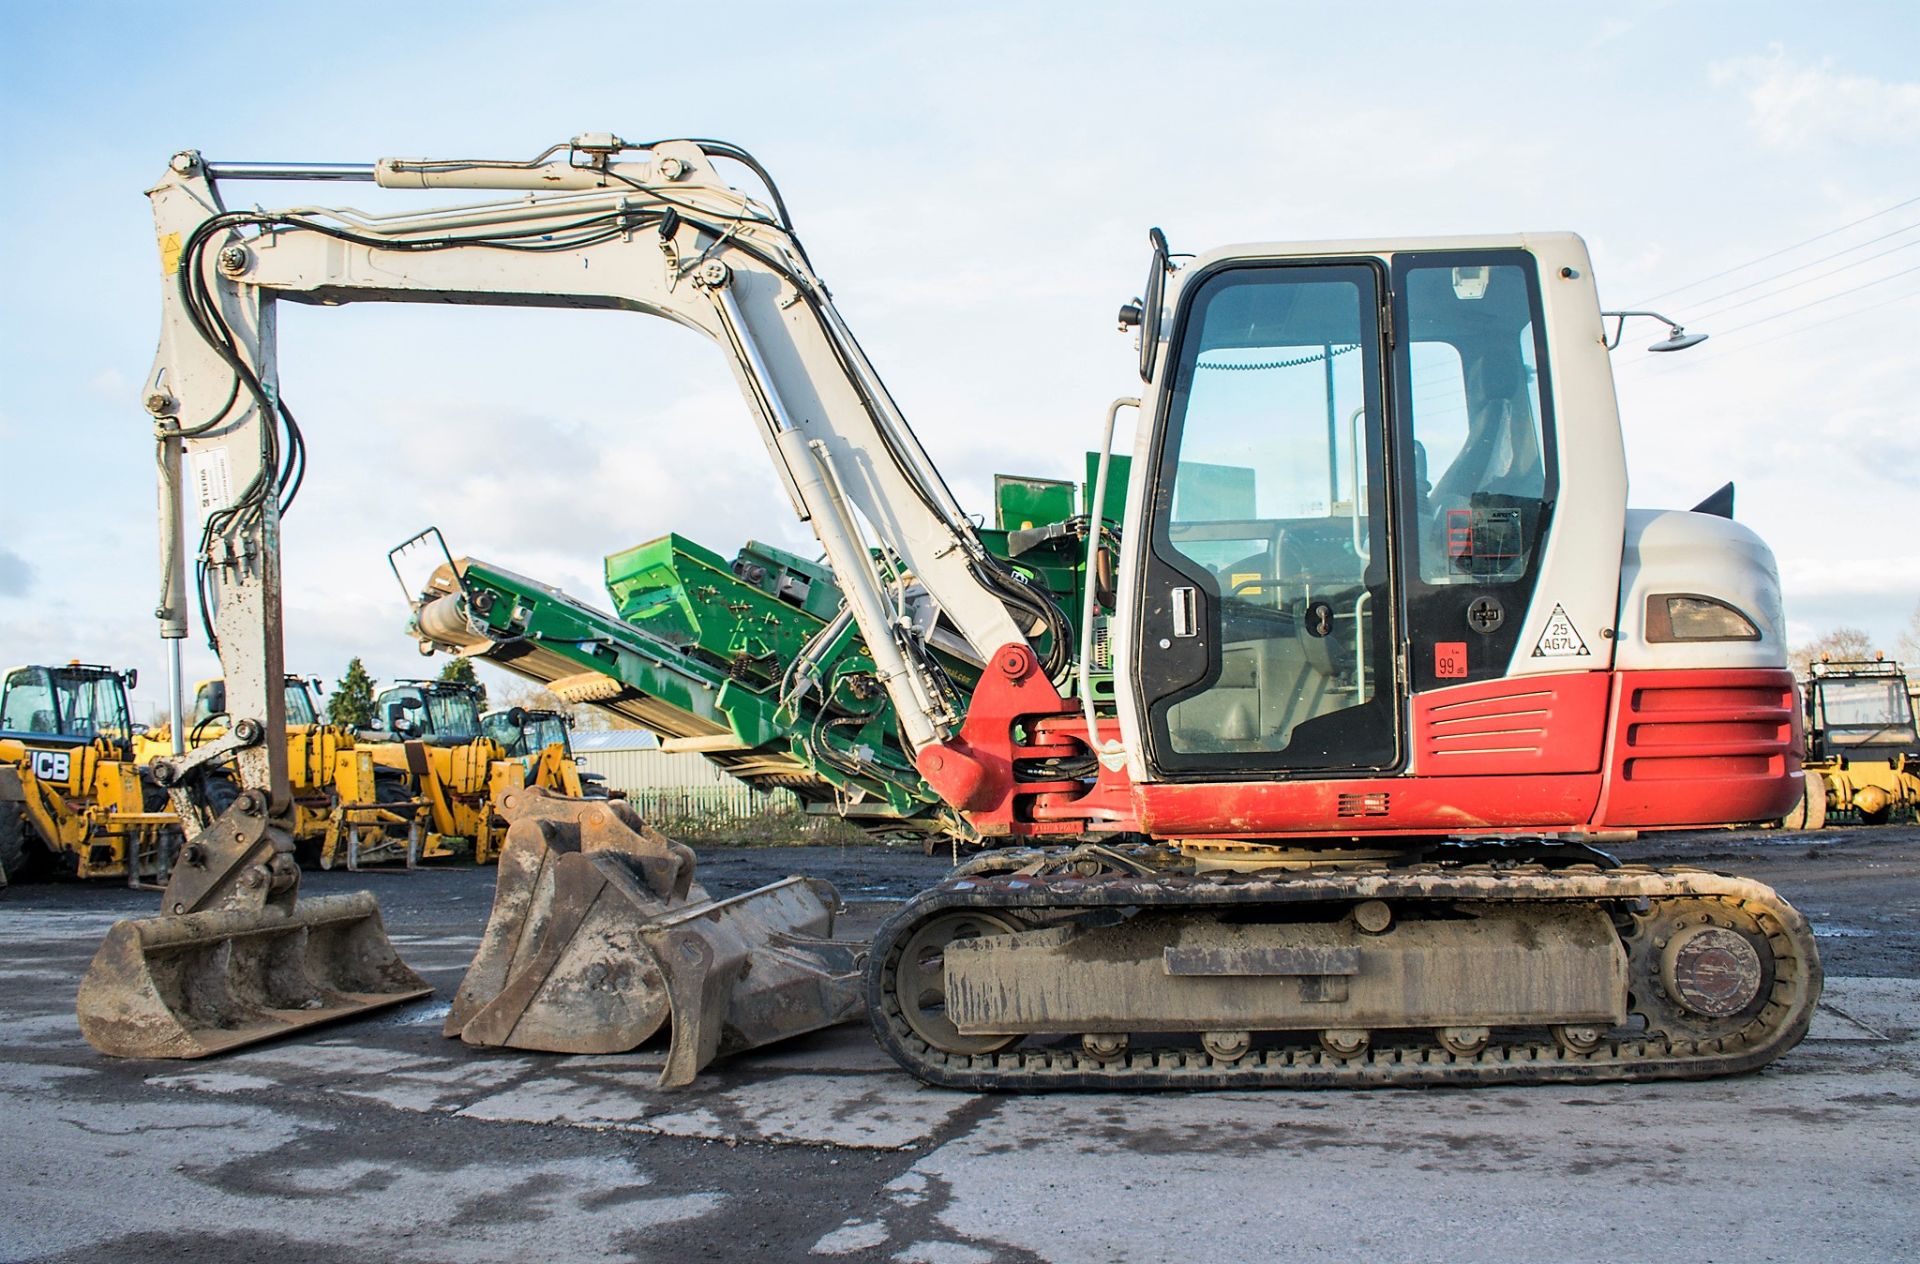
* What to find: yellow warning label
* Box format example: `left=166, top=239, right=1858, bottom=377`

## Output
left=159, top=231, right=182, bottom=277
left=1230, top=571, right=1262, bottom=597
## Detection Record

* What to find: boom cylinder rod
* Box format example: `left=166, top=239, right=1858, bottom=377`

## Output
left=166, top=641, right=184, bottom=758
left=203, top=161, right=377, bottom=182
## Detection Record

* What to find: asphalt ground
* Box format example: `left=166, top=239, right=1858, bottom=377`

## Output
left=1, top=827, right=1915, bottom=1263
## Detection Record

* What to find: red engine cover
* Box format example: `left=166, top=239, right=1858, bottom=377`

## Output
left=920, top=657, right=1801, bottom=839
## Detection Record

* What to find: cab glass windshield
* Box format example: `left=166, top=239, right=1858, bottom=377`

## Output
left=284, top=682, right=319, bottom=727
left=380, top=686, right=481, bottom=744
left=1819, top=677, right=1917, bottom=746
left=1, top=668, right=129, bottom=740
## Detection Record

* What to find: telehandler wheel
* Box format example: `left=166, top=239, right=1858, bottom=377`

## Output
left=200, top=770, right=241, bottom=819
left=1803, top=773, right=1827, bottom=830
left=0, top=799, right=34, bottom=882
left=1781, top=771, right=1826, bottom=831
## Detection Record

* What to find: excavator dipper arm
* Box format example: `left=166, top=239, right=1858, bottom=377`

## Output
left=143, top=139, right=1054, bottom=818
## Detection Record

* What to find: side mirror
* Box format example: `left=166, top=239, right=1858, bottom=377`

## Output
left=401, top=696, right=424, bottom=711
left=124, top=668, right=139, bottom=691
left=1138, top=227, right=1171, bottom=383
left=506, top=706, right=528, bottom=728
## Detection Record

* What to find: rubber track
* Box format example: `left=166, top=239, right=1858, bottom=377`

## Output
left=867, top=863, right=1823, bottom=1091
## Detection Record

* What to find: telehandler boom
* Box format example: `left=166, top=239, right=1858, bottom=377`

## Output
left=82, top=134, right=1819, bottom=1088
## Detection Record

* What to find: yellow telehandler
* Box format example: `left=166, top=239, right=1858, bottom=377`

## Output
left=358, top=680, right=516, bottom=865
left=481, top=705, right=602, bottom=802
left=136, top=675, right=427, bottom=870
left=0, top=663, right=179, bottom=885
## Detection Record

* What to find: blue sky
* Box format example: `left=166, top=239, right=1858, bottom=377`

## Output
left=3, top=1, right=1917, bottom=719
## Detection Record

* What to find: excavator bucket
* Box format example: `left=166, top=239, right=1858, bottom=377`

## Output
left=77, top=789, right=431, bottom=1059
left=446, top=787, right=865, bottom=1087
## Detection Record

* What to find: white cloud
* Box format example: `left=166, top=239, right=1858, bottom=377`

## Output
left=1711, top=48, right=1920, bottom=150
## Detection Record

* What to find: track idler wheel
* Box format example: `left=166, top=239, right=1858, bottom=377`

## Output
left=888, top=910, right=1022, bottom=1057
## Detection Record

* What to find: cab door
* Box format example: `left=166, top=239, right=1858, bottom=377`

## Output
left=1130, top=260, right=1400, bottom=778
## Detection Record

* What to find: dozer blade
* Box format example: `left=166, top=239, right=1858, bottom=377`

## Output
left=76, top=893, right=431, bottom=1058
left=446, top=786, right=866, bottom=1087
left=77, top=785, right=430, bottom=1059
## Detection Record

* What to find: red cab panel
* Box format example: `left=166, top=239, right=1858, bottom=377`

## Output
left=1410, top=672, right=1611, bottom=777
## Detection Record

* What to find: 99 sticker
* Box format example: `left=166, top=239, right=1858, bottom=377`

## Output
left=1434, top=642, right=1468, bottom=679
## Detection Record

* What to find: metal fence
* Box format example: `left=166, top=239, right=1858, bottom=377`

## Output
left=621, top=784, right=802, bottom=830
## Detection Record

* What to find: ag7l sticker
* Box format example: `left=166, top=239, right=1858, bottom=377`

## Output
left=31, top=750, right=70, bottom=782
left=1531, top=604, right=1591, bottom=658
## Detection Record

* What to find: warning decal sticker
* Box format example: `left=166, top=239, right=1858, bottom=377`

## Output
left=187, top=448, right=235, bottom=522
left=1531, top=604, right=1591, bottom=658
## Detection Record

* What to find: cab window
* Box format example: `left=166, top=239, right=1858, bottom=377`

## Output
left=1, top=669, right=56, bottom=734
left=1403, top=264, right=1551, bottom=585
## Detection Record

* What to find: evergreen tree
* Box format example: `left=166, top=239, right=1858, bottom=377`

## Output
left=328, top=657, right=377, bottom=728
left=437, top=655, right=487, bottom=709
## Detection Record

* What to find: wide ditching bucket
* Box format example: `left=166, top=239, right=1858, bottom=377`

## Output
left=446, top=787, right=864, bottom=1087
left=77, top=788, right=430, bottom=1059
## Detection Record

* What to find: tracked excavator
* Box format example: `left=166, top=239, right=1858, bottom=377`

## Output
left=80, top=134, right=1819, bottom=1090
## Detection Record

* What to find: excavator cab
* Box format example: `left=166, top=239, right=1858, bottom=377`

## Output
left=1119, top=236, right=1795, bottom=839
left=1130, top=251, right=1554, bottom=778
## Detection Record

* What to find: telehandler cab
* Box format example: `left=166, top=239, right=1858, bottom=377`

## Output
left=1, top=662, right=178, bottom=885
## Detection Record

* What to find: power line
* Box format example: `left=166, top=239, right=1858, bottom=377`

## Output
left=1620, top=274, right=1920, bottom=375
left=1670, top=218, right=1920, bottom=314
left=1634, top=194, right=1920, bottom=305
left=1695, top=286, right=1920, bottom=365
left=1687, top=237, right=1920, bottom=323
left=1706, top=260, right=1920, bottom=336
